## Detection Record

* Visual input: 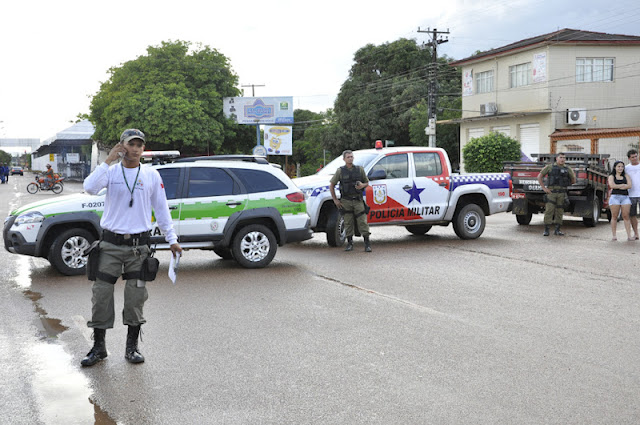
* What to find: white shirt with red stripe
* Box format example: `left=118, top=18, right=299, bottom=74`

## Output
left=83, top=162, right=178, bottom=244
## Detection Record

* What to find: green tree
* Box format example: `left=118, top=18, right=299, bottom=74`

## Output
left=20, top=152, right=31, bottom=169
left=289, top=109, right=335, bottom=176
left=462, top=132, right=521, bottom=173
left=0, top=149, right=11, bottom=165
left=89, top=40, right=253, bottom=154
left=331, top=39, right=461, bottom=155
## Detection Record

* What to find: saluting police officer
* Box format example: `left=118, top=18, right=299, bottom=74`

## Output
left=537, top=152, right=576, bottom=236
left=329, top=150, right=372, bottom=252
left=81, top=129, right=182, bottom=366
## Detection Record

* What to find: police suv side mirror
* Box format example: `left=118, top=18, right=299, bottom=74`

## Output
left=368, top=169, right=387, bottom=180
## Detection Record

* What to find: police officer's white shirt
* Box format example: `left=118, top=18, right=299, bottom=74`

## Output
left=83, top=162, right=178, bottom=245
left=625, top=163, right=640, bottom=197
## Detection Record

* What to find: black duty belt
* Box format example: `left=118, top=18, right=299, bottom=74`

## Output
left=102, top=229, right=151, bottom=246
left=550, top=189, right=567, bottom=193
left=341, top=196, right=362, bottom=201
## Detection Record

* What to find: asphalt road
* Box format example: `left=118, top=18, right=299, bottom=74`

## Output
left=1, top=175, right=639, bottom=424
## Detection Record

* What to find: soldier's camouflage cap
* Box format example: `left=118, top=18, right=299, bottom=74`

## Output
left=120, top=129, right=146, bottom=144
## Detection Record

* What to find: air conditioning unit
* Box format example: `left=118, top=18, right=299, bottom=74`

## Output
left=567, top=108, right=587, bottom=125
left=480, top=102, right=497, bottom=116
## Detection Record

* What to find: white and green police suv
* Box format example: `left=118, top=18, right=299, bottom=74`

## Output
left=3, top=156, right=312, bottom=275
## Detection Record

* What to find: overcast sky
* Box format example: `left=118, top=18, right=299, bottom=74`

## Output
left=1, top=0, right=639, bottom=142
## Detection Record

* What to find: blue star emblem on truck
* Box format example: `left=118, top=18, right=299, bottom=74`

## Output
left=405, top=181, right=424, bottom=203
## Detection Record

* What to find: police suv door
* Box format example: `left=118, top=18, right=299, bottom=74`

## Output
left=410, top=151, right=450, bottom=221
left=154, top=167, right=183, bottom=240
left=366, top=153, right=416, bottom=224
left=177, top=166, right=247, bottom=241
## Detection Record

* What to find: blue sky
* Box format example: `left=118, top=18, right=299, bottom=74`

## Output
left=0, top=0, right=638, bottom=141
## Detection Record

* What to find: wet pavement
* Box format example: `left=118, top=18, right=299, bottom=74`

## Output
left=2, top=173, right=640, bottom=424
left=1, top=176, right=116, bottom=424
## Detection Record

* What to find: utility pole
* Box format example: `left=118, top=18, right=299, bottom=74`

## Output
left=241, top=84, right=266, bottom=148
left=241, top=83, right=265, bottom=97
left=418, top=27, right=449, bottom=147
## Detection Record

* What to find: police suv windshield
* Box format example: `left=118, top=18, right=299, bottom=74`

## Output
left=317, top=152, right=379, bottom=176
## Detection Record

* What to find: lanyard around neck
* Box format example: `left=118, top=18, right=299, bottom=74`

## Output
left=121, top=164, right=141, bottom=208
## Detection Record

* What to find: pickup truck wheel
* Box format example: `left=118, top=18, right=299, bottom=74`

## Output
left=405, top=225, right=432, bottom=235
left=231, top=224, right=277, bottom=268
left=48, top=228, right=95, bottom=276
left=213, top=246, right=234, bottom=260
left=583, top=196, right=600, bottom=227
left=516, top=212, right=533, bottom=225
left=453, top=204, right=485, bottom=240
left=326, top=209, right=346, bottom=247
left=27, top=183, right=39, bottom=194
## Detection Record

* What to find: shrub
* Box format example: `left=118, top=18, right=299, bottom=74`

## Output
left=462, top=132, right=521, bottom=173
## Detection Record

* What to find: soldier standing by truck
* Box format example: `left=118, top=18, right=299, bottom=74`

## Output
left=329, top=150, right=372, bottom=252
left=537, top=152, right=576, bottom=236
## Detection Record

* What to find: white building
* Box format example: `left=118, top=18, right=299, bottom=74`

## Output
left=449, top=28, right=640, bottom=169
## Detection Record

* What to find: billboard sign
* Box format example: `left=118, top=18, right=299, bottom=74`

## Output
left=223, top=96, right=294, bottom=125
left=264, top=126, right=292, bottom=155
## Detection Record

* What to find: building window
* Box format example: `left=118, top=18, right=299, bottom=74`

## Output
left=476, top=70, right=494, bottom=93
left=509, top=62, right=532, bottom=88
left=576, top=58, right=614, bottom=82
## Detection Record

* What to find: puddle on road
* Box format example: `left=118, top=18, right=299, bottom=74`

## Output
left=12, top=256, right=118, bottom=424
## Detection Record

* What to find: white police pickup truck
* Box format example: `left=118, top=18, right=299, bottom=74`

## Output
left=293, top=145, right=512, bottom=246
left=4, top=155, right=312, bottom=275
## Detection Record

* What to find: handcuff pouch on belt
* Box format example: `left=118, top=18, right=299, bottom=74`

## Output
left=139, top=252, right=160, bottom=282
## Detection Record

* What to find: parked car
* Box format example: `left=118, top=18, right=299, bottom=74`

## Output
left=3, top=155, right=312, bottom=275
left=10, top=166, right=23, bottom=176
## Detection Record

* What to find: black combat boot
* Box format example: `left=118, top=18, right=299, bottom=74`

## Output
left=543, top=225, right=550, bottom=236
left=81, top=328, right=107, bottom=367
left=344, top=237, right=353, bottom=251
left=364, top=236, right=372, bottom=252
left=554, top=225, right=565, bottom=236
left=125, top=325, right=145, bottom=364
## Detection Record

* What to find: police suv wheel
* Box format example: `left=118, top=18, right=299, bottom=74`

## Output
left=326, top=209, right=346, bottom=247
left=405, top=224, right=432, bottom=235
left=453, top=204, right=485, bottom=240
left=231, top=224, right=277, bottom=268
left=48, top=228, right=96, bottom=276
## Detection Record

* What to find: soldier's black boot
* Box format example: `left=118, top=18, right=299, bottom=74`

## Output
left=543, top=225, right=550, bottom=236
left=554, top=225, right=565, bottom=236
left=364, top=236, right=372, bottom=252
left=81, top=328, right=107, bottom=367
left=125, top=325, right=145, bottom=364
left=344, top=237, right=353, bottom=251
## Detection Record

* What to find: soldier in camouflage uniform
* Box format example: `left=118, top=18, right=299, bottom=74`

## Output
left=329, top=150, right=372, bottom=252
left=537, top=152, right=576, bottom=236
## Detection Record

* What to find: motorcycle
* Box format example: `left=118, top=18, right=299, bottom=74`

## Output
left=27, top=174, right=65, bottom=194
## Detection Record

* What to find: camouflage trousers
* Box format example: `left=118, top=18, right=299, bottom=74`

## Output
left=87, top=241, right=150, bottom=329
left=341, top=198, right=370, bottom=238
left=544, top=192, right=567, bottom=225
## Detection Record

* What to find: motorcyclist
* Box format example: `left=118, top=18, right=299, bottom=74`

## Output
left=44, top=164, right=55, bottom=188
